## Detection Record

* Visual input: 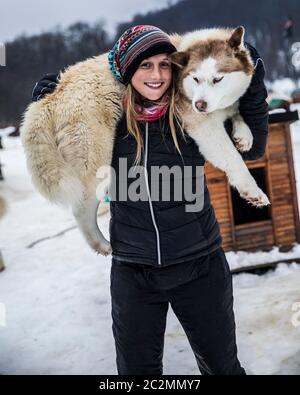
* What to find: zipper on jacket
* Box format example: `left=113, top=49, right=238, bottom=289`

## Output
left=144, top=121, right=162, bottom=266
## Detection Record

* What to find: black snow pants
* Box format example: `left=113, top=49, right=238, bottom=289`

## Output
left=110, top=247, right=246, bottom=375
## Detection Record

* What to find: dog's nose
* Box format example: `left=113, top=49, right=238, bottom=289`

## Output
left=195, top=100, right=207, bottom=112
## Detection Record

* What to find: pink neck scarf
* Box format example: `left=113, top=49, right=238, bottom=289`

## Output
left=122, top=92, right=170, bottom=122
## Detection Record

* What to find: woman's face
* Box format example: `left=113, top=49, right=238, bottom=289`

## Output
left=131, top=53, right=173, bottom=101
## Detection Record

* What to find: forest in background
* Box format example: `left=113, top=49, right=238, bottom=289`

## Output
left=0, top=0, right=299, bottom=126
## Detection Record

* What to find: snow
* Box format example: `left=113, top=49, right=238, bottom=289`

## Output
left=269, top=78, right=298, bottom=98
left=0, top=85, right=300, bottom=374
left=234, top=264, right=300, bottom=375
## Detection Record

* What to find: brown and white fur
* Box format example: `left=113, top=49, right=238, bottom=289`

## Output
left=20, top=26, right=270, bottom=256
left=169, top=26, right=270, bottom=208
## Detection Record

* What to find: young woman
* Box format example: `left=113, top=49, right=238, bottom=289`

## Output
left=32, top=25, right=269, bottom=375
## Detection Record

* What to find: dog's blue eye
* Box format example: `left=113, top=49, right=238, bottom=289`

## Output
left=213, top=77, right=224, bottom=84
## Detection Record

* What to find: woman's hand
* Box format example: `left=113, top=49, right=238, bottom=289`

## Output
left=224, top=43, right=269, bottom=161
left=237, top=43, right=269, bottom=161
left=31, top=73, right=60, bottom=102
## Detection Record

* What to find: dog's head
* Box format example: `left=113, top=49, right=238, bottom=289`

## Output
left=169, top=26, right=254, bottom=113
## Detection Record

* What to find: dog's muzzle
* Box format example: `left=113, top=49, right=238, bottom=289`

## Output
left=195, top=100, right=208, bottom=112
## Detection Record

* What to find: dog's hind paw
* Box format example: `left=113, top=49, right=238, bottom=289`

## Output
left=92, top=240, right=112, bottom=256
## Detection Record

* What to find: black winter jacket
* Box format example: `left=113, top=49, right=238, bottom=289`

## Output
left=109, top=43, right=269, bottom=268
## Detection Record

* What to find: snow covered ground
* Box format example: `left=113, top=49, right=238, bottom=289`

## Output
left=0, top=98, right=300, bottom=375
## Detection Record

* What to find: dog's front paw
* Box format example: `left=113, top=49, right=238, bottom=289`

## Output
left=240, top=187, right=270, bottom=208
left=232, top=122, right=253, bottom=152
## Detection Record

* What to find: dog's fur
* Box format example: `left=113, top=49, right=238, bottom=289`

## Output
left=169, top=27, right=270, bottom=208
left=20, top=26, right=270, bottom=256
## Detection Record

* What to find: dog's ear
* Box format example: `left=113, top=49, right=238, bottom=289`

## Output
left=228, top=26, right=245, bottom=49
left=169, top=51, right=190, bottom=68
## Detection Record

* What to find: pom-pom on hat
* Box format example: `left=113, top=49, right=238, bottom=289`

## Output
left=108, top=25, right=177, bottom=86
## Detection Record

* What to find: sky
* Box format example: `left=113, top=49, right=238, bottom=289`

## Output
left=0, top=0, right=174, bottom=43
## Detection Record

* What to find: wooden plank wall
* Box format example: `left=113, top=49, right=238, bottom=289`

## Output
left=204, top=164, right=234, bottom=250
left=268, top=123, right=300, bottom=248
left=205, top=122, right=300, bottom=252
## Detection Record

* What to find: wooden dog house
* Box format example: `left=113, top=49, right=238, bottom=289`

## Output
left=206, top=110, right=300, bottom=252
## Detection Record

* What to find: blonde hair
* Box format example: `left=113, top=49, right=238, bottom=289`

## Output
left=123, top=71, right=186, bottom=167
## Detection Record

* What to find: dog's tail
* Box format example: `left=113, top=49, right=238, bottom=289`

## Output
left=20, top=101, right=85, bottom=208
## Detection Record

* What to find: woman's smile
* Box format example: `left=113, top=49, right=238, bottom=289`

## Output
left=144, top=82, right=164, bottom=89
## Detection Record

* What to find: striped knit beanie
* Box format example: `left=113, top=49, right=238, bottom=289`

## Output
left=108, top=25, right=177, bottom=86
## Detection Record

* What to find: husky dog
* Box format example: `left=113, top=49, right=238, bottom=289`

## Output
left=169, top=26, right=270, bottom=207
left=20, top=26, right=270, bottom=256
